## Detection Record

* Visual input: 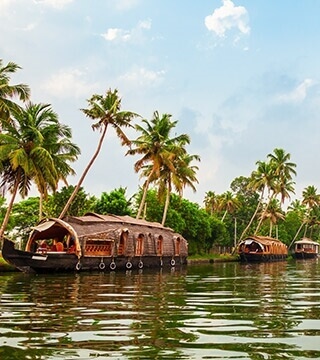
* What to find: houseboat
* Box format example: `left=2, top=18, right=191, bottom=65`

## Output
left=237, top=235, right=288, bottom=262
left=293, top=237, right=319, bottom=259
left=1, top=213, right=188, bottom=273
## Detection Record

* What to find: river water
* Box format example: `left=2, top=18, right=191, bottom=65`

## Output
left=0, top=259, right=320, bottom=360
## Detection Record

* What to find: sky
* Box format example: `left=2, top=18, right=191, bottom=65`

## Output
left=1, top=0, right=320, bottom=207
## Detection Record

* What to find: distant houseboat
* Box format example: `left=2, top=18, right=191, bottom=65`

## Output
left=293, top=238, right=319, bottom=259
left=2, top=213, right=188, bottom=273
left=237, top=236, right=288, bottom=262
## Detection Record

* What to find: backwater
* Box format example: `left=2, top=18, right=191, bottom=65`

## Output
left=0, top=259, right=320, bottom=359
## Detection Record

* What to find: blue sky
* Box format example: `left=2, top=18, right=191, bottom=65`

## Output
left=1, top=0, right=319, bottom=206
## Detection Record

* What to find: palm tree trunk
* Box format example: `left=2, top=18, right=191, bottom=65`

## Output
left=161, top=181, right=171, bottom=226
left=288, top=221, right=305, bottom=249
left=0, top=173, right=20, bottom=241
left=221, top=210, right=228, bottom=222
left=136, top=170, right=153, bottom=219
left=254, top=193, right=274, bottom=235
left=239, top=191, right=264, bottom=241
left=59, top=124, right=108, bottom=219
left=269, top=221, right=272, bottom=237
left=39, top=192, right=43, bottom=220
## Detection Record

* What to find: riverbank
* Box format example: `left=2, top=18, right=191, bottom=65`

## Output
left=0, top=252, right=16, bottom=271
left=188, top=253, right=239, bottom=264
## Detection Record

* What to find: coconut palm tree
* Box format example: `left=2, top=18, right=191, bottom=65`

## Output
left=258, top=198, right=285, bottom=237
left=0, top=59, right=30, bottom=122
left=59, top=88, right=138, bottom=219
left=254, top=148, right=296, bottom=235
left=160, top=151, right=200, bottom=225
left=219, top=191, right=241, bottom=222
left=127, top=111, right=190, bottom=219
left=0, top=102, right=78, bottom=238
left=239, top=160, right=273, bottom=240
left=204, top=191, right=219, bottom=216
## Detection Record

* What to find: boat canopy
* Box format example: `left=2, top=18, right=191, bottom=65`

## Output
left=26, top=218, right=81, bottom=256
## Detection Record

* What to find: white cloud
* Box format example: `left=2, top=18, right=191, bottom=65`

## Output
left=101, top=28, right=131, bottom=42
left=119, top=67, right=165, bottom=87
left=33, top=0, right=73, bottom=10
left=277, top=78, right=314, bottom=104
left=42, top=69, right=97, bottom=98
left=205, top=0, right=250, bottom=37
left=101, top=19, right=151, bottom=43
left=0, top=0, right=12, bottom=10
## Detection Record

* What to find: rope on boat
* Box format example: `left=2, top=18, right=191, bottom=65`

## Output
left=126, top=261, right=132, bottom=269
left=110, top=260, right=116, bottom=270
left=170, top=258, right=176, bottom=267
left=138, top=260, right=143, bottom=269
left=75, top=261, right=81, bottom=271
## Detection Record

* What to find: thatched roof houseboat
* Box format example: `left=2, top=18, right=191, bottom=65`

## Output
left=237, top=235, right=288, bottom=262
left=2, top=213, right=188, bottom=273
left=293, top=237, right=319, bottom=259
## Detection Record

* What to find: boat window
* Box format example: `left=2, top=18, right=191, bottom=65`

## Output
left=157, top=235, right=163, bottom=256
left=136, top=233, right=144, bottom=256
left=85, top=239, right=113, bottom=256
left=118, top=230, right=128, bottom=255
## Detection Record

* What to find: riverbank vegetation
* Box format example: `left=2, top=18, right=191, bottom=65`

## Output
left=1, top=59, right=320, bottom=255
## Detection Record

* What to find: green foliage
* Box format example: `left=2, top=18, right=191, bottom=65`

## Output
left=10, top=197, right=40, bottom=243
left=44, top=186, right=96, bottom=217
left=93, top=187, right=132, bottom=215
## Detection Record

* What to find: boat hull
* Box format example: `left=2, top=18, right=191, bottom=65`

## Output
left=2, top=238, right=187, bottom=273
left=239, top=253, right=287, bottom=263
left=293, top=252, right=318, bottom=260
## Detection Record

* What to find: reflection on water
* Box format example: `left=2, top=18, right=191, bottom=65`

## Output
left=1, top=260, right=320, bottom=359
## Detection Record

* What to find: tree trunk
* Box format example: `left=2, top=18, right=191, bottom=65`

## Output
left=254, top=192, right=274, bottom=235
left=0, top=173, right=20, bottom=241
left=161, top=180, right=171, bottom=226
left=59, top=124, right=108, bottom=219
left=221, top=210, right=228, bottom=222
left=136, top=170, right=154, bottom=219
left=288, top=222, right=305, bottom=249
left=239, top=190, right=265, bottom=241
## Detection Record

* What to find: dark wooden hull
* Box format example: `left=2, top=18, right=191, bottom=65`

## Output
left=2, top=238, right=187, bottom=274
left=293, top=252, right=318, bottom=260
left=239, top=252, right=287, bottom=263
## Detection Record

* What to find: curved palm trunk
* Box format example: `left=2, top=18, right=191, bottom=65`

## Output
left=288, top=221, right=306, bottom=249
left=221, top=210, right=228, bottom=222
left=254, top=192, right=275, bottom=235
left=59, top=124, right=108, bottom=219
left=39, top=192, right=43, bottom=220
left=161, top=180, right=171, bottom=226
left=0, top=173, right=21, bottom=241
left=239, top=190, right=265, bottom=241
left=136, top=170, right=154, bottom=219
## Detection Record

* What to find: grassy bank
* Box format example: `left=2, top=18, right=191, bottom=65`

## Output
left=188, top=253, right=239, bottom=264
left=0, top=252, right=16, bottom=272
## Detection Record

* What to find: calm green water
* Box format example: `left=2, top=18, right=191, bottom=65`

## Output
left=0, top=260, right=320, bottom=359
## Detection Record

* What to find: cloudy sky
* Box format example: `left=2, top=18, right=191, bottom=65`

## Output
left=1, top=0, right=319, bottom=206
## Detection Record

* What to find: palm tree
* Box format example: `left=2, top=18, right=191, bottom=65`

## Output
left=0, top=59, right=30, bottom=121
left=254, top=148, right=296, bottom=235
left=258, top=198, right=285, bottom=237
left=0, top=102, right=78, bottom=238
left=239, top=160, right=273, bottom=240
left=219, top=191, right=241, bottom=222
left=299, top=185, right=320, bottom=237
left=59, top=88, right=138, bottom=219
left=160, top=151, right=200, bottom=225
left=127, top=111, right=190, bottom=219
left=204, top=191, right=219, bottom=216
